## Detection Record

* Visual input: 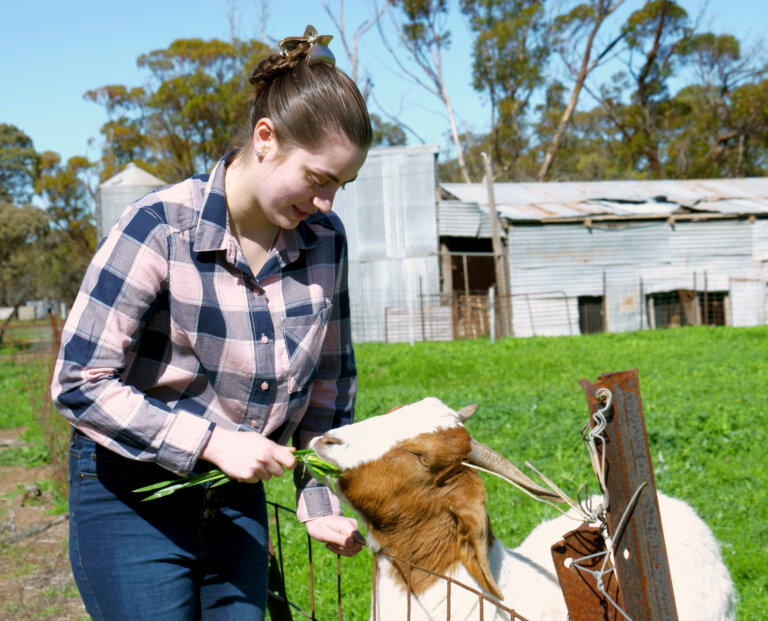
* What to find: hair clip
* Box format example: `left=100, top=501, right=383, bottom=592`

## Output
left=278, top=25, right=336, bottom=66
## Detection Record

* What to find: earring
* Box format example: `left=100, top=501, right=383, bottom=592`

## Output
left=256, top=149, right=264, bottom=160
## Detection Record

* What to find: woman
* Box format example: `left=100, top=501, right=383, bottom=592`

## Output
left=52, top=26, right=371, bottom=620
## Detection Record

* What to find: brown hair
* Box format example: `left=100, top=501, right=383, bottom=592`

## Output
left=240, top=42, right=372, bottom=156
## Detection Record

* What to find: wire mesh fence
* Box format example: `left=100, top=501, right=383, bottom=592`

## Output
left=266, top=499, right=531, bottom=621
left=2, top=315, right=68, bottom=494
left=380, top=271, right=767, bottom=343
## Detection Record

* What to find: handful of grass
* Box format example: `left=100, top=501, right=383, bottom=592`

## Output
left=133, top=449, right=341, bottom=501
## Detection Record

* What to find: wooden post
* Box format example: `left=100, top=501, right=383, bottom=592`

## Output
left=577, top=369, right=679, bottom=621
left=481, top=152, right=510, bottom=336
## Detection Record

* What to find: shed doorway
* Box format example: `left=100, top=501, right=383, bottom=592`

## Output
left=439, top=237, right=499, bottom=338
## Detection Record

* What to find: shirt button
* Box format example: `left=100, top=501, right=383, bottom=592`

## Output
left=261, top=381, right=269, bottom=391
left=261, top=335, right=269, bottom=344
left=250, top=420, right=259, bottom=428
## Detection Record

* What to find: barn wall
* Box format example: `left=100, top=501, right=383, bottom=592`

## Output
left=332, top=145, right=441, bottom=343
left=506, top=219, right=765, bottom=336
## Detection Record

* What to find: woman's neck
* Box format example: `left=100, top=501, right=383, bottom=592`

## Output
left=224, top=154, right=280, bottom=273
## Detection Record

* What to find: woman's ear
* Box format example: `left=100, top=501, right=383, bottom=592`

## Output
left=253, top=118, right=275, bottom=156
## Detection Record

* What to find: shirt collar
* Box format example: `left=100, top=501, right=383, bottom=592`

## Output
left=193, top=151, right=322, bottom=269
left=193, top=152, right=232, bottom=253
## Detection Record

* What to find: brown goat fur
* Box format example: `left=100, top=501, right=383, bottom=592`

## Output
left=338, top=427, right=502, bottom=598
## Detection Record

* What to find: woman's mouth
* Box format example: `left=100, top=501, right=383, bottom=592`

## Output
left=292, top=205, right=310, bottom=220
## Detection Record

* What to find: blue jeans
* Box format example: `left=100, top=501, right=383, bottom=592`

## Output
left=68, top=430, right=269, bottom=620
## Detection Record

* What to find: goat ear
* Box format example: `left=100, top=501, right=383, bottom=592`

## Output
left=456, top=403, right=479, bottom=422
left=450, top=483, right=504, bottom=600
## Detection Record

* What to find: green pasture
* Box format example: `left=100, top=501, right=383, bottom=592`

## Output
left=1, top=326, right=765, bottom=619
left=264, top=326, right=768, bottom=620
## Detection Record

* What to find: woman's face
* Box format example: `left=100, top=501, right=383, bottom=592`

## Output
left=255, top=135, right=367, bottom=229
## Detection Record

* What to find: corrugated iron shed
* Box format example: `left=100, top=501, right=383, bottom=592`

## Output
left=441, top=178, right=768, bottom=223
left=332, top=144, right=441, bottom=342
left=439, top=177, right=768, bottom=337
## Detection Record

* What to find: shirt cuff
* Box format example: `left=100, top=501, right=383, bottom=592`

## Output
left=155, top=411, right=215, bottom=475
left=296, top=485, right=342, bottom=523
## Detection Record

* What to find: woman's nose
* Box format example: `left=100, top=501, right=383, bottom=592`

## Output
left=313, top=187, right=337, bottom=213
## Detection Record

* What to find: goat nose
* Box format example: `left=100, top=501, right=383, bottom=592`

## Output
left=318, top=435, right=343, bottom=446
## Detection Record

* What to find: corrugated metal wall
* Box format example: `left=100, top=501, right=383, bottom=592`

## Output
left=332, top=145, right=441, bottom=343
left=506, top=219, right=766, bottom=336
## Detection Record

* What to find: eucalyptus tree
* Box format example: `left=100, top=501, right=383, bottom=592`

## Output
left=460, top=0, right=551, bottom=180
left=383, top=0, right=473, bottom=182
left=0, top=124, right=40, bottom=205
left=85, top=37, right=271, bottom=183
left=537, top=0, right=626, bottom=181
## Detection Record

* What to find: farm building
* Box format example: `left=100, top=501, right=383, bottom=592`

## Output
left=336, top=144, right=768, bottom=341
left=440, top=178, right=768, bottom=338
left=332, top=144, right=447, bottom=343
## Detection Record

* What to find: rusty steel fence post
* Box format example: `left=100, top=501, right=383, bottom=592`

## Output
left=566, top=369, right=679, bottom=621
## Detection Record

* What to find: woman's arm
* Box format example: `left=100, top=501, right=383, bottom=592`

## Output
left=51, top=201, right=212, bottom=475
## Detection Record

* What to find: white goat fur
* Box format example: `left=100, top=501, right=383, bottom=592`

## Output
left=311, top=397, right=736, bottom=621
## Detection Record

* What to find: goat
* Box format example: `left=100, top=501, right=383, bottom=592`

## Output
left=310, top=397, right=736, bottom=620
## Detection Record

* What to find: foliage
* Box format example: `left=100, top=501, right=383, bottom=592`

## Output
left=0, top=125, right=97, bottom=306
left=0, top=124, right=40, bottom=205
left=460, top=0, right=551, bottom=179
left=371, top=113, right=408, bottom=146
left=85, top=38, right=271, bottom=183
left=432, top=0, right=768, bottom=182
left=0, top=202, right=49, bottom=307
left=264, top=326, right=768, bottom=620
left=386, top=0, right=473, bottom=181
left=35, top=152, right=97, bottom=303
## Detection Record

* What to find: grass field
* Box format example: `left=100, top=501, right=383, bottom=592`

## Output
left=2, top=326, right=766, bottom=619
left=264, top=326, right=768, bottom=619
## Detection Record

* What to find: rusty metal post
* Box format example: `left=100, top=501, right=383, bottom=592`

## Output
left=579, top=369, right=679, bottom=621
left=551, top=524, right=620, bottom=621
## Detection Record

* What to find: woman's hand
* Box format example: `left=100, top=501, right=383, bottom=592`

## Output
left=200, top=426, right=296, bottom=482
left=304, top=515, right=366, bottom=557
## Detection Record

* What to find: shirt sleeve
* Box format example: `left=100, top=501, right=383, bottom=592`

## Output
left=50, top=204, right=213, bottom=475
left=293, top=223, right=356, bottom=522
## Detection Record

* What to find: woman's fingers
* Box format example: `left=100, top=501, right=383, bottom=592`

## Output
left=305, top=515, right=366, bottom=557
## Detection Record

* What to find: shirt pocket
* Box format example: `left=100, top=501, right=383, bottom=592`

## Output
left=283, top=300, right=333, bottom=394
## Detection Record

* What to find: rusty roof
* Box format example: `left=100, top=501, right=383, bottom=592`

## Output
left=440, top=177, right=768, bottom=222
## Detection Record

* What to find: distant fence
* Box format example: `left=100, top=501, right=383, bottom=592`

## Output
left=381, top=271, right=767, bottom=342
left=2, top=316, right=68, bottom=493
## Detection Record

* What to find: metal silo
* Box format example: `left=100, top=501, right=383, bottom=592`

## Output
left=96, top=163, right=167, bottom=241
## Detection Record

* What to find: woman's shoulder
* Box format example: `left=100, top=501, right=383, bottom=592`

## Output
left=119, top=174, right=210, bottom=234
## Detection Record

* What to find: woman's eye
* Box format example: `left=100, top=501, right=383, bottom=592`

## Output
left=308, top=176, right=325, bottom=190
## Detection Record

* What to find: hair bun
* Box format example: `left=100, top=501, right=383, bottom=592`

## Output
left=249, top=43, right=310, bottom=97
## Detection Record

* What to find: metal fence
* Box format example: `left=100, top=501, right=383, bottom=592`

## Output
left=381, top=271, right=767, bottom=343
left=1, top=316, right=68, bottom=494
left=266, top=499, right=529, bottom=621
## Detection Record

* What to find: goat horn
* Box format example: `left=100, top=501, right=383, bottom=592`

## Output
left=467, top=439, right=564, bottom=502
left=456, top=404, right=479, bottom=422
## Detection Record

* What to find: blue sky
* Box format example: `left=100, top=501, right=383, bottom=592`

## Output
left=1, top=0, right=765, bottom=166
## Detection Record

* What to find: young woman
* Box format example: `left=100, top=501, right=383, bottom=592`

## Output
left=52, top=26, right=371, bottom=620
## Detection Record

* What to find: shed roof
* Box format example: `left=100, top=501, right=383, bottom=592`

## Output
left=440, top=177, right=768, bottom=223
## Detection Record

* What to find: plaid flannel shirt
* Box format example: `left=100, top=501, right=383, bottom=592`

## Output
left=51, top=153, right=355, bottom=521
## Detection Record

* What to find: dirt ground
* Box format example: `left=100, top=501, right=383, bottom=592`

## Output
left=0, top=428, right=88, bottom=620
